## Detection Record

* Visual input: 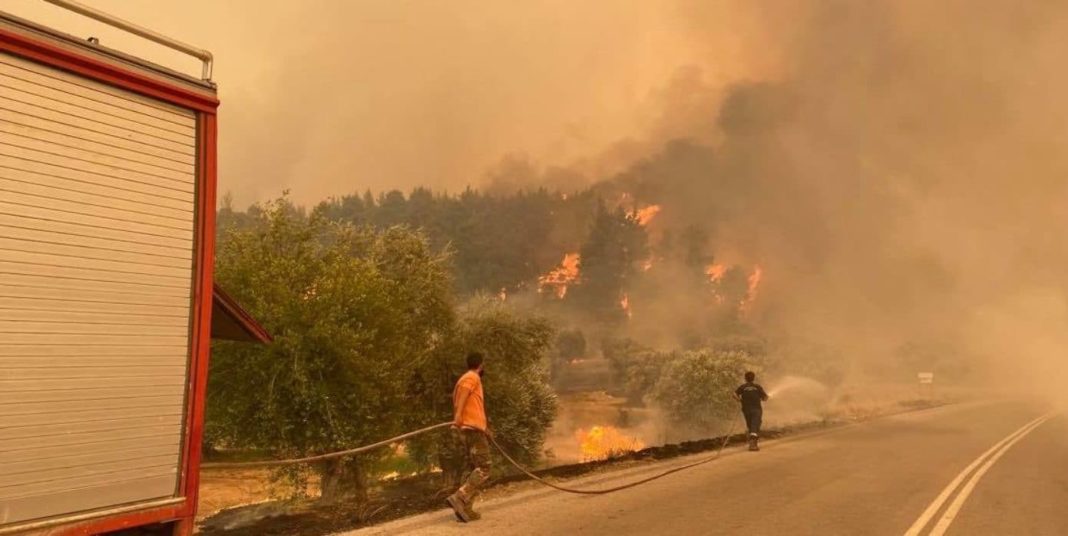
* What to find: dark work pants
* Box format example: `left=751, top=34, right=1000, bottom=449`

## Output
left=743, top=407, right=763, bottom=436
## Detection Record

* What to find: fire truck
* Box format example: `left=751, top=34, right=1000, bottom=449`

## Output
left=0, top=2, right=269, bottom=534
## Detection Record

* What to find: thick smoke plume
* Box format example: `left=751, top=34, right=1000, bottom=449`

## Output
left=25, top=0, right=1066, bottom=404
left=557, top=1, right=1068, bottom=405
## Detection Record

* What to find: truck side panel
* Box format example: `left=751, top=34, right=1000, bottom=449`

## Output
left=0, top=50, right=197, bottom=528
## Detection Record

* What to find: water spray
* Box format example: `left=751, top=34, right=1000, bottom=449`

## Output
left=766, top=375, right=829, bottom=399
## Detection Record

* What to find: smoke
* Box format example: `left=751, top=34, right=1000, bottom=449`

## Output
left=21, top=0, right=1066, bottom=402
left=14, top=0, right=778, bottom=206
left=558, top=0, right=1068, bottom=404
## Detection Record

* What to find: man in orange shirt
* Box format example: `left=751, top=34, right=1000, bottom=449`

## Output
left=447, top=352, right=491, bottom=522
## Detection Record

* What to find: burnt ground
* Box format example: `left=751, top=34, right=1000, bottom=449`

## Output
left=196, top=407, right=932, bottom=536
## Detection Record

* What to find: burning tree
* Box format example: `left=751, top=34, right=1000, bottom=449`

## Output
left=571, top=202, right=650, bottom=321
left=538, top=252, right=581, bottom=298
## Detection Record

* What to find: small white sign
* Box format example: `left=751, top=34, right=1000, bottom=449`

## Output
left=918, top=372, right=934, bottom=384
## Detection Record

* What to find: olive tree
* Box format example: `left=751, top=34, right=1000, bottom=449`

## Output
left=405, top=297, right=558, bottom=487
left=651, top=349, right=756, bottom=435
left=208, top=199, right=454, bottom=502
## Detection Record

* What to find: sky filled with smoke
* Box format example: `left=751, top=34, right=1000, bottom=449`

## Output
left=11, top=0, right=1068, bottom=402
left=9, top=0, right=775, bottom=204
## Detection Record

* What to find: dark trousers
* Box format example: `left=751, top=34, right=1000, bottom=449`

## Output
left=743, top=407, right=763, bottom=436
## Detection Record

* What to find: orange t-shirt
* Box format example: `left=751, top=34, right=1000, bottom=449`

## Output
left=453, top=370, right=487, bottom=431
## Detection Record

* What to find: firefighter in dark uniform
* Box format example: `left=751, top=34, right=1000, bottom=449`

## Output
left=734, top=371, right=769, bottom=451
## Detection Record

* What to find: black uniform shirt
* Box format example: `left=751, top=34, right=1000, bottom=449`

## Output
left=735, top=382, right=769, bottom=410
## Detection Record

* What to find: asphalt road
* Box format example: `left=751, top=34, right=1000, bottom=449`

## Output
left=342, top=400, right=1064, bottom=536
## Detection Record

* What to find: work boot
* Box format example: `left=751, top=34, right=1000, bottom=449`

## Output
left=446, top=493, right=472, bottom=523
left=466, top=504, right=482, bottom=521
left=748, top=433, right=760, bottom=452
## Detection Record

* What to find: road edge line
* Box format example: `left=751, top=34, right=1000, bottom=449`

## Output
left=926, top=411, right=1057, bottom=536
left=902, top=412, right=1051, bottom=536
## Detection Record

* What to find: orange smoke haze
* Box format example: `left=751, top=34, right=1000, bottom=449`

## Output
left=11, top=1, right=778, bottom=206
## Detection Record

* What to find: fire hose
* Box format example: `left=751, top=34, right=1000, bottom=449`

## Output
left=202, top=420, right=741, bottom=495
left=486, top=419, right=738, bottom=495
left=200, top=422, right=454, bottom=469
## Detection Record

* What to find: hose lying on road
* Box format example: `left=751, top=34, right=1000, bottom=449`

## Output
left=201, top=420, right=740, bottom=496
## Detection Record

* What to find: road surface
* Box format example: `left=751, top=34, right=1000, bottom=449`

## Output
left=342, top=400, right=1065, bottom=535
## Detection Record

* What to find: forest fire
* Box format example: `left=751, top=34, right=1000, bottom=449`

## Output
left=705, top=263, right=727, bottom=283
left=705, top=263, right=764, bottom=310
left=620, top=293, right=632, bottom=319
left=634, top=205, right=662, bottom=226
left=575, top=426, right=645, bottom=461
left=740, top=265, right=764, bottom=313
left=538, top=253, right=581, bottom=298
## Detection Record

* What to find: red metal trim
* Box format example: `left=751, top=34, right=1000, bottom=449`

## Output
left=177, top=112, right=218, bottom=533
left=50, top=503, right=186, bottom=536
left=0, top=26, right=218, bottom=113
left=212, top=283, right=273, bottom=343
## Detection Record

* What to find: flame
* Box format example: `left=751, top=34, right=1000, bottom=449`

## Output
left=705, top=263, right=728, bottom=304
left=498, top=287, right=508, bottom=301
left=620, top=293, right=632, bottom=319
left=739, top=265, right=764, bottom=313
left=575, top=426, right=644, bottom=461
left=538, top=253, right=580, bottom=298
left=705, top=263, right=727, bottom=283
left=641, top=257, right=655, bottom=272
left=634, top=205, right=662, bottom=226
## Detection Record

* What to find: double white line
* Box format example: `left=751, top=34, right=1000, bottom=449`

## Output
left=904, top=411, right=1058, bottom=536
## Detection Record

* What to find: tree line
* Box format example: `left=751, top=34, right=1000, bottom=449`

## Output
left=208, top=187, right=768, bottom=500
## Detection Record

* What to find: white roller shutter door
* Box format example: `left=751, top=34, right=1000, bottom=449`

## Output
left=0, top=51, right=196, bottom=525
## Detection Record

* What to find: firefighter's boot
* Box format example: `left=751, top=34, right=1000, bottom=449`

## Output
left=748, top=433, right=760, bottom=451
left=446, top=493, right=472, bottom=523
left=466, top=504, right=482, bottom=521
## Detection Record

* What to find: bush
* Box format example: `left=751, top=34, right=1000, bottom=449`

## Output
left=556, top=329, right=587, bottom=360
left=603, top=338, right=671, bottom=405
left=652, top=349, right=756, bottom=434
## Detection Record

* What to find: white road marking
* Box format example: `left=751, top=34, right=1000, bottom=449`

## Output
left=926, top=412, right=1056, bottom=536
left=904, top=412, right=1056, bottom=536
